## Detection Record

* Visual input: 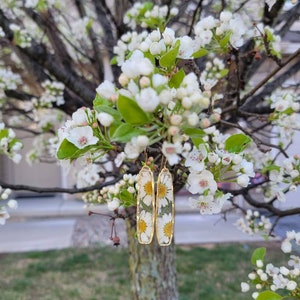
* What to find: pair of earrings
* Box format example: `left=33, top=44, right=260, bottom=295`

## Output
left=136, top=166, right=174, bottom=246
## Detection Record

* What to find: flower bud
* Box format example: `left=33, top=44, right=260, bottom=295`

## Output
left=139, top=76, right=151, bottom=88
left=170, top=114, right=182, bottom=126
left=168, top=126, right=180, bottom=136
left=256, top=260, right=263, bottom=268
left=241, top=282, right=250, bottom=292
left=97, top=112, right=114, bottom=127
left=118, top=73, right=129, bottom=86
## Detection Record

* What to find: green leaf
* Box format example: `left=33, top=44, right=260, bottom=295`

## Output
left=219, top=69, right=229, bottom=78
left=184, top=128, right=205, bottom=138
left=184, top=128, right=206, bottom=147
left=111, top=123, right=145, bottom=143
left=117, top=94, right=150, bottom=125
left=261, top=164, right=281, bottom=174
left=94, top=104, right=122, bottom=121
left=256, top=291, right=282, bottom=300
left=219, top=31, right=232, bottom=49
left=159, top=40, right=180, bottom=68
left=251, top=247, right=266, bottom=266
left=119, top=190, right=135, bottom=207
left=110, top=56, right=118, bottom=65
left=56, top=139, right=80, bottom=159
left=57, top=139, right=96, bottom=160
left=93, top=94, right=113, bottom=107
left=169, top=69, right=185, bottom=88
left=282, top=107, right=294, bottom=115
left=85, top=19, right=93, bottom=31
left=224, top=133, right=251, bottom=153
left=143, top=52, right=155, bottom=65
left=0, top=129, right=9, bottom=139
left=192, top=48, right=209, bottom=59
left=140, top=2, right=153, bottom=15
left=265, top=29, right=275, bottom=42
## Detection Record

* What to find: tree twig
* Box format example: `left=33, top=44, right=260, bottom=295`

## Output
left=0, top=176, right=123, bottom=194
left=240, top=48, right=300, bottom=106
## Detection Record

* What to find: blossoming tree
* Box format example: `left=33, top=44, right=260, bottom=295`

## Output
left=0, top=0, right=300, bottom=299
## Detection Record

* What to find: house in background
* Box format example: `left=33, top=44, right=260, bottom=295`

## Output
left=0, top=136, right=62, bottom=197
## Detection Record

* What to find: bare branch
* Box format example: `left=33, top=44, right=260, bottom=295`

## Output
left=240, top=48, right=300, bottom=106
left=0, top=176, right=123, bottom=194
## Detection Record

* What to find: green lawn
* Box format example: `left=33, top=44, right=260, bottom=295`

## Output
left=0, top=242, right=286, bottom=300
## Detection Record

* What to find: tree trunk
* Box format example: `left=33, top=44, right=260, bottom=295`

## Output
left=125, top=207, right=178, bottom=300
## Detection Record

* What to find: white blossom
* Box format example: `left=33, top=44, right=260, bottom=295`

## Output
left=66, top=126, right=98, bottom=149
left=187, top=170, right=217, bottom=195
left=96, top=80, right=116, bottom=100
left=136, top=87, right=160, bottom=112
left=162, top=141, right=182, bottom=166
left=107, top=197, right=120, bottom=211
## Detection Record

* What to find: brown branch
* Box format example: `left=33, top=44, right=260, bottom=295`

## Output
left=233, top=1, right=248, bottom=13
left=21, top=42, right=96, bottom=103
left=0, top=176, right=123, bottom=194
left=242, top=58, right=300, bottom=112
left=5, top=89, right=35, bottom=101
left=92, top=0, right=116, bottom=51
left=74, top=0, right=104, bottom=82
left=275, top=1, right=300, bottom=37
left=263, top=0, right=285, bottom=26
left=244, top=193, right=300, bottom=217
left=0, top=8, right=96, bottom=106
left=240, top=48, right=300, bottom=106
left=188, top=0, right=203, bottom=36
left=24, top=8, right=72, bottom=67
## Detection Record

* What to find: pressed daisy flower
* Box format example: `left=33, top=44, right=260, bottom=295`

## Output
left=156, top=168, right=173, bottom=208
left=137, top=210, right=154, bottom=244
left=143, top=180, right=153, bottom=196
left=156, top=213, right=174, bottom=245
left=138, top=167, right=154, bottom=206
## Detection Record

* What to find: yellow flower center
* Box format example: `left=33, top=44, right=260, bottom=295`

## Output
left=163, top=221, right=173, bottom=238
left=138, top=219, right=147, bottom=233
left=143, top=181, right=153, bottom=195
left=157, top=183, right=167, bottom=199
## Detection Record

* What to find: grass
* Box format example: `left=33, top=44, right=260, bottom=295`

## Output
left=0, top=242, right=286, bottom=300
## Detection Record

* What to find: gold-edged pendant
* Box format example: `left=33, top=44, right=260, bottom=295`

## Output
left=155, top=167, right=174, bottom=246
left=136, top=166, right=155, bottom=244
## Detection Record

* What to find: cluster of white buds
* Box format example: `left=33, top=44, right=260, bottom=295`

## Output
left=0, top=187, right=18, bottom=225
left=242, top=233, right=300, bottom=299
left=255, top=155, right=300, bottom=204
left=0, top=123, right=22, bottom=163
left=254, top=24, right=282, bottom=58
left=123, top=2, right=178, bottom=30
left=34, top=80, right=65, bottom=108
left=0, top=67, right=22, bottom=101
left=235, top=209, right=272, bottom=236
left=200, top=58, right=228, bottom=90
left=82, top=190, right=102, bottom=205
left=9, top=23, right=32, bottom=48
left=99, top=174, right=137, bottom=211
